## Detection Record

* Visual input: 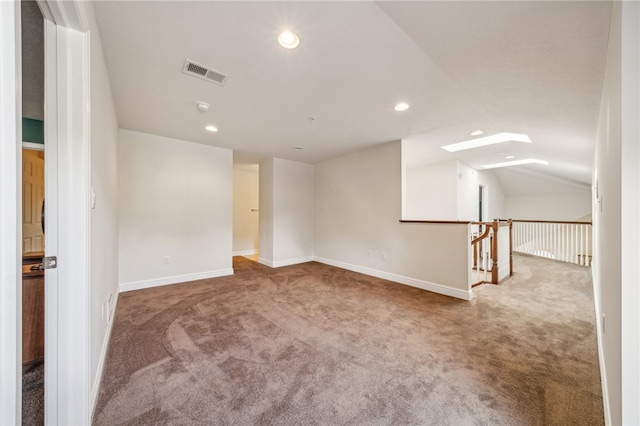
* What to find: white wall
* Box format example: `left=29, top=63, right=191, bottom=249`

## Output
left=258, top=159, right=274, bottom=263
left=232, top=168, right=259, bottom=255
left=86, top=1, right=120, bottom=412
left=118, top=130, right=233, bottom=291
left=404, top=161, right=457, bottom=220
left=259, top=158, right=314, bottom=267
left=273, top=159, right=314, bottom=264
left=404, top=159, right=506, bottom=222
left=593, top=3, right=622, bottom=424
left=457, top=162, right=478, bottom=221
left=620, top=2, right=640, bottom=424
left=477, top=170, right=506, bottom=220
left=505, top=192, right=592, bottom=221
left=315, top=142, right=472, bottom=300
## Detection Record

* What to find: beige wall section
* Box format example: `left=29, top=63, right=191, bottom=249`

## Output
left=404, top=160, right=457, bottom=220
left=85, top=0, right=120, bottom=413
left=118, top=130, right=233, bottom=291
left=315, top=142, right=472, bottom=300
left=232, top=167, right=259, bottom=255
left=505, top=192, right=592, bottom=221
left=593, top=3, right=621, bottom=424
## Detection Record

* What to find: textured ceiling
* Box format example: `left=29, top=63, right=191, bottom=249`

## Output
left=93, top=1, right=612, bottom=189
left=22, top=0, right=44, bottom=121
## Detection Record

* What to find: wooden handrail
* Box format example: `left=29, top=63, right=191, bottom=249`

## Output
left=471, top=226, right=491, bottom=245
left=470, top=219, right=513, bottom=285
left=510, top=219, right=592, bottom=225
left=399, top=220, right=472, bottom=224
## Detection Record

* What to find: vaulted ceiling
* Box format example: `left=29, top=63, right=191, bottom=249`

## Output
left=93, top=1, right=612, bottom=190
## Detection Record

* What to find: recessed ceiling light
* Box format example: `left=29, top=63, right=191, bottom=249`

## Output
left=441, top=132, right=531, bottom=152
left=278, top=31, right=300, bottom=49
left=481, top=159, right=548, bottom=169
left=505, top=155, right=515, bottom=159
left=394, top=103, right=409, bottom=112
left=197, top=101, right=210, bottom=112
left=292, top=147, right=303, bottom=151
left=205, top=125, right=218, bottom=132
left=470, top=130, right=484, bottom=136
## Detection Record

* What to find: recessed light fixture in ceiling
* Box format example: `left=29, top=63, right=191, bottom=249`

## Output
left=278, top=31, right=300, bottom=49
left=205, top=125, right=218, bottom=132
left=481, top=159, right=548, bottom=169
left=197, top=101, right=210, bottom=112
left=505, top=155, right=515, bottom=159
left=394, top=103, right=409, bottom=112
left=470, top=129, right=484, bottom=136
left=441, top=132, right=532, bottom=153
left=292, top=147, right=303, bottom=151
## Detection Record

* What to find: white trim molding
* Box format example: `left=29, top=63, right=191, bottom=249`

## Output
left=120, top=269, right=234, bottom=293
left=313, top=256, right=475, bottom=301
left=52, top=21, right=92, bottom=426
left=90, top=291, right=119, bottom=419
left=592, top=267, right=611, bottom=426
left=258, top=256, right=314, bottom=268
left=22, top=141, right=44, bottom=151
left=233, top=249, right=258, bottom=256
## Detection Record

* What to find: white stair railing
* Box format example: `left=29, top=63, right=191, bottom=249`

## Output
left=470, top=220, right=513, bottom=285
left=512, top=220, right=592, bottom=266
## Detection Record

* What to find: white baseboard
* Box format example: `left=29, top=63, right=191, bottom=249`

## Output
left=233, top=249, right=257, bottom=256
left=257, top=256, right=314, bottom=268
left=90, top=290, right=119, bottom=421
left=591, top=267, right=611, bottom=425
left=313, top=256, right=474, bottom=301
left=119, top=268, right=234, bottom=292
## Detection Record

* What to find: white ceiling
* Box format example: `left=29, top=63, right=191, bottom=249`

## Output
left=93, top=1, right=611, bottom=189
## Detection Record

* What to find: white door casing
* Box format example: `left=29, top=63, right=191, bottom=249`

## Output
left=40, top=3, right=92, bottom=423
left=1, top=1, right=92, bottom=424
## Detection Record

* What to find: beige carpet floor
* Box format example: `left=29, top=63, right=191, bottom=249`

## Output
left=93, top=254, right=603, bottom=425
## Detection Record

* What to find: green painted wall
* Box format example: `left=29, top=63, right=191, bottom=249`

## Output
left=22, top=118, right=44, bottom=144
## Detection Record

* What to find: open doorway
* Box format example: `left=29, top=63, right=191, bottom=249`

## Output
left=21, top=1, right=45, bottom=423
left=479, top=185, right=488, bottom=222
left=233, top=164, right=259, bottom=262
left=21, top=148, right=45, bottom=424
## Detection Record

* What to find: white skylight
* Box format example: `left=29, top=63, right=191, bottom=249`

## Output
left=441, top=132, right=532, bottom=152
left=481, top=159, right=548, bottom=169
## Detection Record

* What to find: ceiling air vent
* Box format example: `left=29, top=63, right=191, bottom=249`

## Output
left=182, top=59, right=228, bottom=86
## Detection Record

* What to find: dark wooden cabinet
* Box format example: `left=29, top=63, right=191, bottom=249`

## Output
left=22, top=252, right=44, bottom=364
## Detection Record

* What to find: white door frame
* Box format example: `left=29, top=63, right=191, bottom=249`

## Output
left=0, top=1, right=92, bottom=424
left=0, top=1, right=23, bottom=424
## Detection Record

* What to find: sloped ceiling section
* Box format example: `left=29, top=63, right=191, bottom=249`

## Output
left=93, top=1, right=611, bottom=188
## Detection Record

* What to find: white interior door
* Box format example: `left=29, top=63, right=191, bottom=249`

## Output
left=22, top=150, right=45, bottom=253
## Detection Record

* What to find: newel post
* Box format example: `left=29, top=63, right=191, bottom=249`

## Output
left=508, top=219, right=513, bottom=277
left=491, top=220, right=499, bottom=284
